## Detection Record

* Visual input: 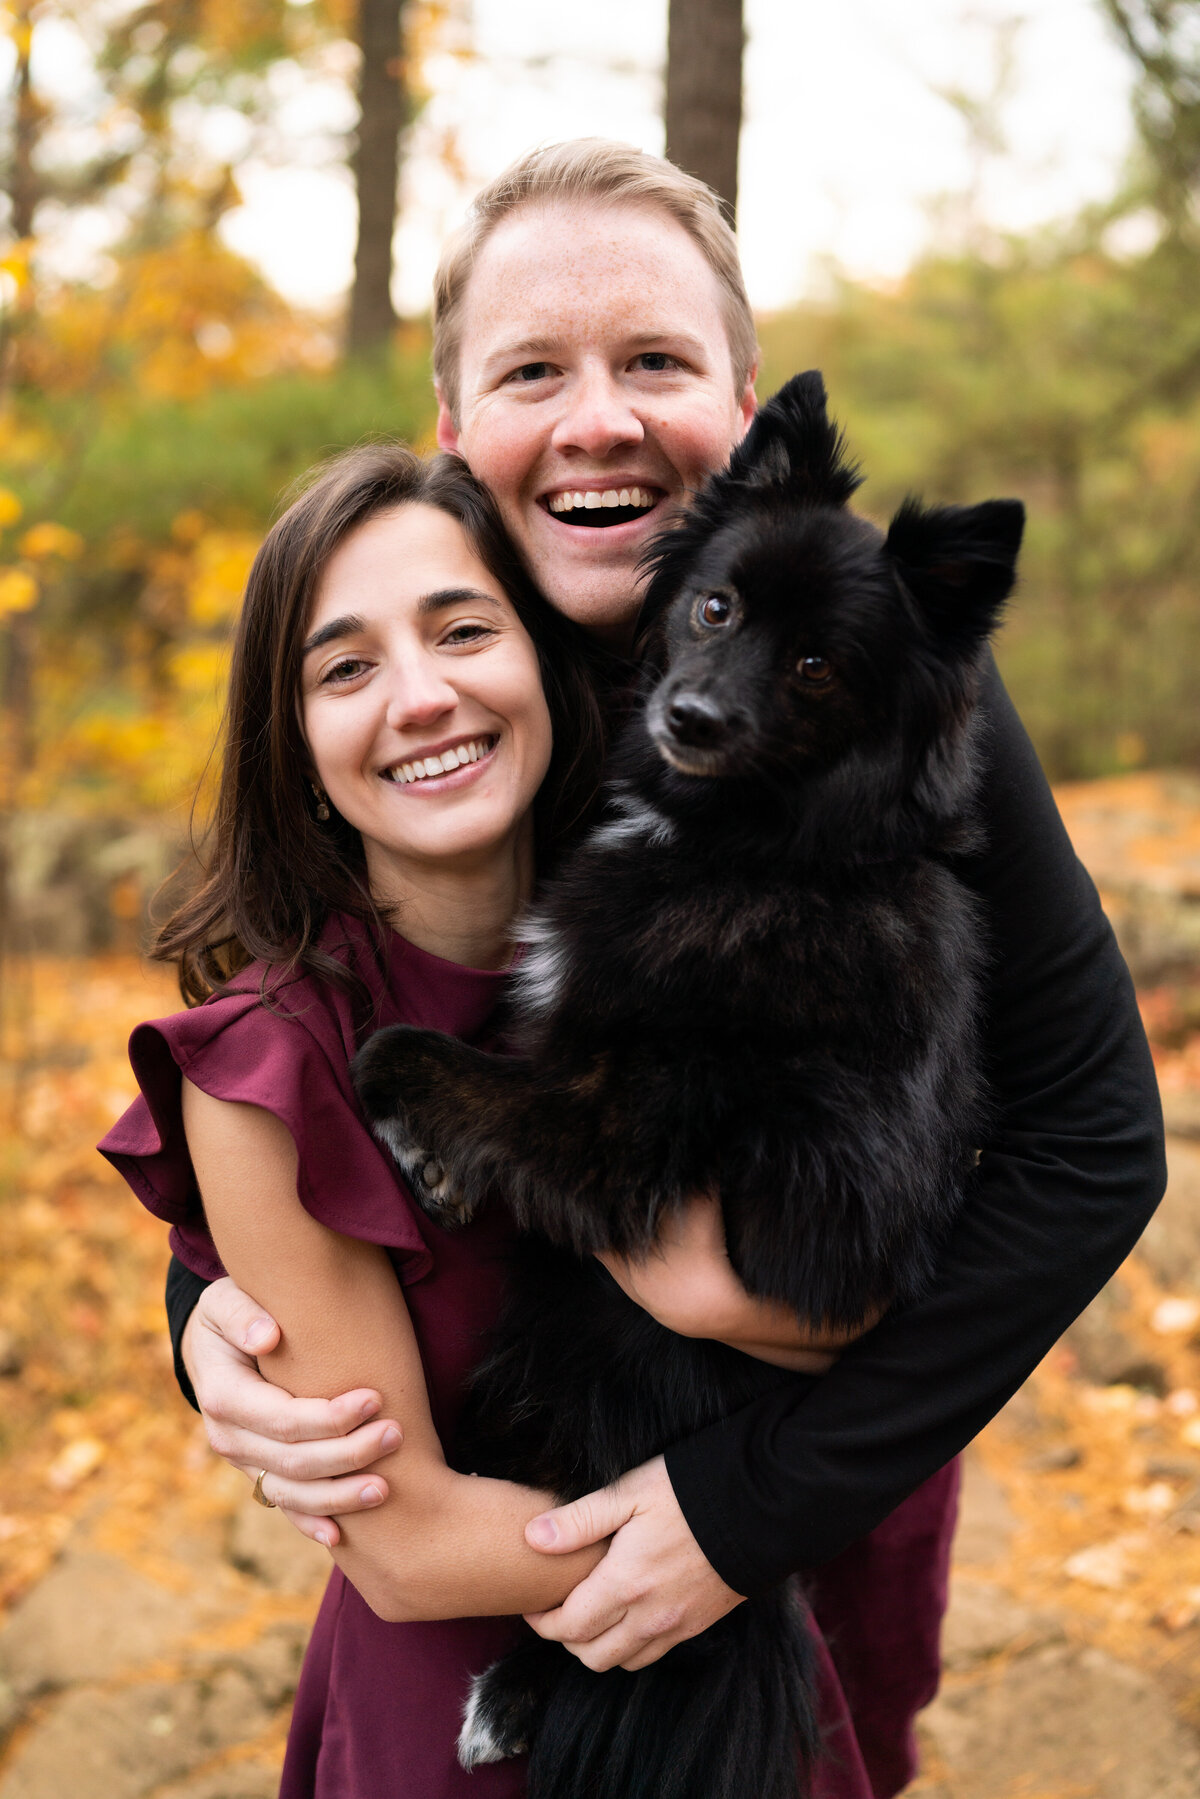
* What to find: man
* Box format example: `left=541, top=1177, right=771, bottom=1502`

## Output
left=167, top=139, right=1164, bottom=1795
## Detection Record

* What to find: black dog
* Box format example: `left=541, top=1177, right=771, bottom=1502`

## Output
left=352, top=372, right=1024, bottom=1799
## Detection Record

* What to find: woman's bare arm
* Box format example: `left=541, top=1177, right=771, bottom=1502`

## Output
left=181, top=1079, right=603, bottom=1622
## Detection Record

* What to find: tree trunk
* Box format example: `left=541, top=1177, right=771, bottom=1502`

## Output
left=347, top=0, right=407, bottom=354
left=664, top=0, right=744, bottom=222
left=10, top=0, right=40, bottom=241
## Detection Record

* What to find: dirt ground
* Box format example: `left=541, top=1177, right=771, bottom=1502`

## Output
left=2, top=771, right=1200, bottom=1797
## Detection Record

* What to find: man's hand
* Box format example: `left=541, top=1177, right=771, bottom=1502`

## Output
left=183, top=1276, right=403, bottom=1546
left=522, top=1455, right=743, bottom=1670
left=597, top=1194, right=877, bottom=1370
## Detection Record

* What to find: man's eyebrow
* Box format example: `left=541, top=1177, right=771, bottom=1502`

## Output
left=302, top=614, right=365, bottom=654
left=479, top=330, right=708, bottom=373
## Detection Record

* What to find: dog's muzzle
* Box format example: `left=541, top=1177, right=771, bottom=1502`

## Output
left=649, top=685, right=747, bottom=775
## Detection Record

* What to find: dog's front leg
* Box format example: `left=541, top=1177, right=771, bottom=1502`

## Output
left=352, top=1026, right=535, bottom=1228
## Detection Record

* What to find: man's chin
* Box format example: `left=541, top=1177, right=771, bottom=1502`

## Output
left=522, top=542, right=645, bottom=643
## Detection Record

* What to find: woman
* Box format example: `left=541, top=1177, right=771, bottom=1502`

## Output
left=100, top=443, right=876, bottom=1797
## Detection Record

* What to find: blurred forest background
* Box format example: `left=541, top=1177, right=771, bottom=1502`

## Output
left=2, top=4, right=1200, bottom=1797
left=0, top=0, right=1197, bottom=955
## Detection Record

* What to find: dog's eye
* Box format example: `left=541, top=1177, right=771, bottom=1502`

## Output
left=798, top=655, right=833, bottom=683
left=695, top=593, right=735, bottom=629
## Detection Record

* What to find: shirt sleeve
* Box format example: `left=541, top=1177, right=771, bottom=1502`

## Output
left=100, top=993, right=434, bottom=1290
left=664, top=653, right=1167, bottom=1595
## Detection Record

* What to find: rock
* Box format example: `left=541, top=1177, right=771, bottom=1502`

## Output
left=940, top=1578, right=1061, bottom=1670
left=0, top=1331, right=23, bottom=1379
left=1024, top=1443, right=1082, bottom=1472
left=1139, top=1137, right=1200, bottom=1292
left=0, top=1676, right=19, bottom=1744
left=0, top=1670, right=278, bottom=1799
left=1163, top=1090, right=1200, bottom=1143
left=0, top=1553, right=198, bottom=1696
left=152, top=1769, right=282, bottom=1799
left=952, top=1452, right=1015, bottom=1569
left=1063, top=1273, right=1167, bottom=1390
left=227, top=1502, right=330, bottom=1595
left=921, top=1642, right=1200, bottom=1798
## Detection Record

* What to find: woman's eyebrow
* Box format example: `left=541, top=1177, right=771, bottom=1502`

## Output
left=302, top=614, right=366, bottom=654
left=416, top=587, right=504, bottom=615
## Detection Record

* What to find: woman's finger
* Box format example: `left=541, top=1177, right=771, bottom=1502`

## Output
left=211, top=1417, right=402, bottom=1487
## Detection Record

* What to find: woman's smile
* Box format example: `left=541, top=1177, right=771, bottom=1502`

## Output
left=380, top=731, right=498, bottom=789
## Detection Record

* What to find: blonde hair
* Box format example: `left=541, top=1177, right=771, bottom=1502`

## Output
left=432, top=138, right=759, bottom=423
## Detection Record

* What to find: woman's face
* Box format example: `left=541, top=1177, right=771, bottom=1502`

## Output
left=300, top=503, right=553, bottom=905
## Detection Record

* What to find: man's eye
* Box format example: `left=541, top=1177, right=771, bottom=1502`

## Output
left=635, top=352, right=677, bottom=372
left=510, top=362, right=551, bottom=383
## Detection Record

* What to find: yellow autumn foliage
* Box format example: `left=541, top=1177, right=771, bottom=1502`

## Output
left=0, top=566, right=37, bottom=616
left=18, top=522, right=85, bottom=562
left=186, top=531, right=258, bottom=626
left=0, top=487, right=23, bottom=528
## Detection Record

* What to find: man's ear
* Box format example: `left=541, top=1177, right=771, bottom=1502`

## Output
left=735, top=365, right=758, bottom=442
left=435, top=388, right=461, bottom=455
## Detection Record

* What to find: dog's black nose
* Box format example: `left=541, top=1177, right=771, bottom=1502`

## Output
left=666, top=693, right=728, bottom=748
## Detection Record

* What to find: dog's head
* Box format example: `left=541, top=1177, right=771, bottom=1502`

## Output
left=634, top=371, right=1024, bottom=844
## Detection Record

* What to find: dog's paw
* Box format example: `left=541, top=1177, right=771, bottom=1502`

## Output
left=379, top=1131, right=475, bottom=1228
left=457, top=1666, right=527, bottom=1768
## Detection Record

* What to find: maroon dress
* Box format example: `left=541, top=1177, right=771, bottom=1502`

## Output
left=100, top=914, right=955, bottom=1799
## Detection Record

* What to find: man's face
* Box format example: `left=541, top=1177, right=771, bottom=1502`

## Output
left=437, top=200, right=757, bottom=642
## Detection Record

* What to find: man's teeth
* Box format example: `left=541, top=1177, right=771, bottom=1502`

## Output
left=548, top=486, right=656, bottom=514
left=385, top=737, right=494, bottom=785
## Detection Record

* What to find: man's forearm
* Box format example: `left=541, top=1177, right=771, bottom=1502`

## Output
left=166, top=1254, right=209, bottom=1411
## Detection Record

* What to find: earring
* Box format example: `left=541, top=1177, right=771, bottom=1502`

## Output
left=311, top=781, right=331, bottom=823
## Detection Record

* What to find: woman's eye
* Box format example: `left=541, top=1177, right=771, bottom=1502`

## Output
left=798, top=655, right=833, bottom=683
left=320, top=656, right=369, bottom=685
left=695, top=593, right=735, bottom=629
left=443, top=622, right=496, bottom=647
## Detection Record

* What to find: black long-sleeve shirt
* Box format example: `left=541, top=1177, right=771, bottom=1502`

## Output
left=164, top=656, right=1166, bottom=1595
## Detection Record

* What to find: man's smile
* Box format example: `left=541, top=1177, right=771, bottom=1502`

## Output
left=542, top=483, right=665, bottom=528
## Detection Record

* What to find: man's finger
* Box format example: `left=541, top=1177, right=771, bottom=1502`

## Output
left=197, top=1276, right=281, bottom=1356
left=525, top=1483, right=634, bottom=1554
left=526, top=1595, right=629, bottom=1647
left=210, top=1417, right=402, bottom=1481
left=203, top=1379, right=386, bottom=1447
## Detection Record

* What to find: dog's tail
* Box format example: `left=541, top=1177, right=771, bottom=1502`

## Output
left=529, top=1587, right=819, bottom=1799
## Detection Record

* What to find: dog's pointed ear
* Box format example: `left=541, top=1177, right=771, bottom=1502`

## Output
left=729, top=370, right=863, bottom=507
left=886, top=497, right=1024, bottom=650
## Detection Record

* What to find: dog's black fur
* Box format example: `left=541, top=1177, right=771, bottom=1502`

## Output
left=352, top=372, right=1024, bottom=1799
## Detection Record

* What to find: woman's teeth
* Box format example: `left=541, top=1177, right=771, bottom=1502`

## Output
left=548, top=486, right=657, bottom=514
left=384, top=736, right=495, bottom=785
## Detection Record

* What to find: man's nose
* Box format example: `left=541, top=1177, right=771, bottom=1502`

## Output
left=551, top=368, right=644, bottom=459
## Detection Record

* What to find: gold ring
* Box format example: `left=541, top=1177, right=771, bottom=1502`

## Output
left=251, top=1469, right=276, bottom=1509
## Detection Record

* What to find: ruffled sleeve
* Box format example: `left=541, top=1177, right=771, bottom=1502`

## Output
left=99, top=988, right=434, bottom=1287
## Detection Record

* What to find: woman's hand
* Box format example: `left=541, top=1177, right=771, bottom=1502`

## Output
left=596, top=1194, right=881, bottom=1371
left=182, top=1276, right=404, bottom=1546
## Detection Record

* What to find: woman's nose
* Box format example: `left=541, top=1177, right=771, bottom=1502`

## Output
left=384, top=656, right=458, bottom=731
left=551, top=369, right=644, bottom=460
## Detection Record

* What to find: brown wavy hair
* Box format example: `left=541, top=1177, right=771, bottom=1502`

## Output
left=155, top=445, right=609, bottom=1006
